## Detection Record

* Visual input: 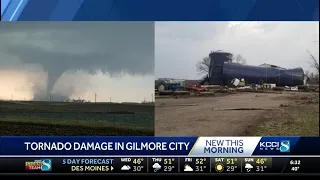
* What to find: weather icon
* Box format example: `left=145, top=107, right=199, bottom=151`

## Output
left=152, top=163, right=161, bottom=172
left=245, top=163, right=253, bottom=172
left=121, top=165, right=131, bottom=171
left=184, top=164, right=193, bottom=172
left=215, top=163, right=224, bottom=172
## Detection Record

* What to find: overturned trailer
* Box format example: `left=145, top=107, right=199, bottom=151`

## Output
left=208, top=52, right=305, bottom=86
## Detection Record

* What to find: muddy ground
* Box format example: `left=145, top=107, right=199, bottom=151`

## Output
left=155, top=92, right=319, bottom=136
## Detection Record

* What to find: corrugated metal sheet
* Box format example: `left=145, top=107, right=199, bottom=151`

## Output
left=208, top=52, right=305, bottom=86
left=222, top=63, right=304, bottom=86
left=209, top=52, right=233, bottom=85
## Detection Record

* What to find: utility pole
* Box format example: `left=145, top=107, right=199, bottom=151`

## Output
left=110, top=97, right=111, bottom=103
left=151, top=93, right=153, bottom=102
left=95, top=93, right=97, bottom=103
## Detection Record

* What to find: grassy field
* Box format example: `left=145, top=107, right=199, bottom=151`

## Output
left=245, top=94, right=319, bottom=136
left=0, top=101, right=154, bottom=136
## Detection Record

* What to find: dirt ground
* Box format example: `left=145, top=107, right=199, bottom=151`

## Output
left=155, top=92, right=319, bottom=136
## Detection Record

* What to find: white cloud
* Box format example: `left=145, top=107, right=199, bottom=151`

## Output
left=121, top=165, right=131, bottom=170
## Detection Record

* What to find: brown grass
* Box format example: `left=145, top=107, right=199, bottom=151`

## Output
left=245, top=103, right=319, bottom=136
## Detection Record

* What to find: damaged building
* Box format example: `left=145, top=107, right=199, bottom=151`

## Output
left=208, top=51, right=305, bottom=86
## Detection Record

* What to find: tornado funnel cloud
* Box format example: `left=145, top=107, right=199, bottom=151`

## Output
left=0, top=22, right=155, bottom=102
left=45, top=68, right=65, bottom=100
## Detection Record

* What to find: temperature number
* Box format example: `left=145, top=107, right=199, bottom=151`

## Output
left=256, top=166, right=267, bottom=172
left=133, top=158, right=144, bottom=165
left=133, top=166, right=143, bottom=172
left=226, top=166, right=237, bottom=172
left=164, top=158, right=175, bottom=165
left=195, top=166, right=206, bottom=172
left=195, top=158, right=206, bottom=165
left=291, top=166, right=300, bottom=172
left=164, top=166, right=175, bottom=172
left=256, top=158, right=267, bottom=165
left=226, top=158, right=237, bottom=165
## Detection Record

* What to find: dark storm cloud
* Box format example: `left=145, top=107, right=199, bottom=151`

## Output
left=0, top=22, right=155, bottom=100
left=0, top=22, right=154, bottom=74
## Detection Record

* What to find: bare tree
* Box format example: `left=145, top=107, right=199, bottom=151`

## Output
left=307, top=50, right=319, bottom=74
left=196, top=52, right=246, bottom=77
left=233, top=54, right=247, bottom=65
left=304, top=69, right=310, bottom=77
left=304, top=69, right=311, bottom=83
left=196, top=56, right=211, bottom=76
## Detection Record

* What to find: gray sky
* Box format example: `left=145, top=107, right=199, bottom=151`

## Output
left=0, top=22, right=154, bottom=102
left=155, top=22, right=319, bottom=79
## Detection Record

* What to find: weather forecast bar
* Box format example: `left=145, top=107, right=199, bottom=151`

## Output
left=0, top=157, right=319, bottom=174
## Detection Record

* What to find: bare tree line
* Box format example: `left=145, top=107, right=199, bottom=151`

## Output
left=304, top=40, right=319, bottom=84
left=305, top=50, right=319, bottom=84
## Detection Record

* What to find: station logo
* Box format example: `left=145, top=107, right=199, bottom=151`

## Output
left=259, top=140, right=290, bottom=152
left=25, top=159, right=52, bottom=171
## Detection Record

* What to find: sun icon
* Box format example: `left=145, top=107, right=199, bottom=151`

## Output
left=215, top=163, right=224, bottom=172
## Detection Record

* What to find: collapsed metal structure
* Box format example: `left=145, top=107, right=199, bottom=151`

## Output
left=208, top=52, right=305, bottom=86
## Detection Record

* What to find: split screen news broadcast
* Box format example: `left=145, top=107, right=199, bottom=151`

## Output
left=0, top=0, right=319, bottom=176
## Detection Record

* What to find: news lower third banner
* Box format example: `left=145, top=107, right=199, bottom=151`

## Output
left=0, top=137, right=319, bottom=156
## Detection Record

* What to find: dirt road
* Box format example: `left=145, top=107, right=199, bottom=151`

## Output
left=155, top=92, right=302, bottom=136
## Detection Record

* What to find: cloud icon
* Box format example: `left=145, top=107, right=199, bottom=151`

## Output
left=245, top=163, right=253, bottom=169
left=184, top=165, right=193, bottom=172
left=121, top=165, right=131, bottom=170
left=152, top=163, right=161, bottom=170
